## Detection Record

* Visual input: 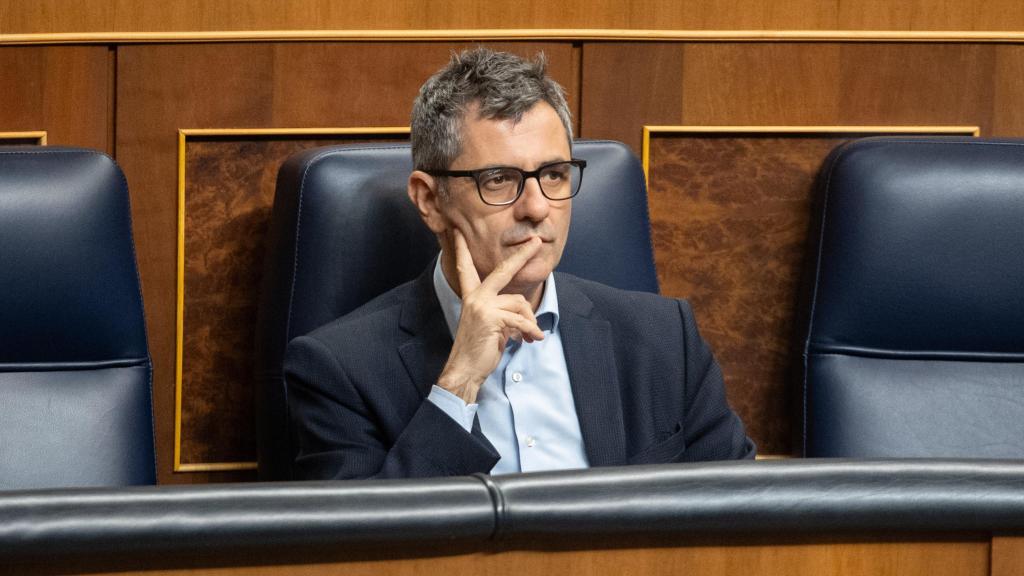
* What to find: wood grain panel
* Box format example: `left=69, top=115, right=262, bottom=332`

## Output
left=0, top=46, right=110, bottom=152
left=579, top=43, right=684, bottom=151
left=681, top=43, right=843, bottom=126
left=30, top=536, right=991, bottom=576
left=838, top=0, right=1024, bottom=31
left=837, top=44, right=995, bottom=133
left=992, top=535, right=1024, bottom=576
left=5, top=0, right=1024, bottom=34
left=116, top=41, right=576, bottom=483
left=993, top=46, right=1024, bottom=136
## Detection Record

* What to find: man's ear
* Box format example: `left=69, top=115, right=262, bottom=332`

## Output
left=408, top=170, right=448, bottom=235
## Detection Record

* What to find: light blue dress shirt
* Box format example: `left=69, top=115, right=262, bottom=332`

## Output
left=427, top=257, right=590, bottom=475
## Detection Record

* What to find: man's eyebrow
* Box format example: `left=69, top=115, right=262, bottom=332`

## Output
left=483, top=158, right=570, bottom=170
left=537, top=157, right=571, bottom=166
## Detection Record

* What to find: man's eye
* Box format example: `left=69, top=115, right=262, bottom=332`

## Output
left=480, top=171, right=515, bottom=190
left=542, top=167, right=569, bottom=182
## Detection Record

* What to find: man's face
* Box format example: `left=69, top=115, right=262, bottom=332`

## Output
left=434, top=101, right=572, bottom=298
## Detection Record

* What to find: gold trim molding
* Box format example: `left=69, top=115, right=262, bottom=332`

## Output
left=642, top=125, right=981, bottom=180
left=0, top=131, right=47, bottom=145
left=175, top=126, right=410, bottom=473
left=6, top=29, right=1024, bottom=45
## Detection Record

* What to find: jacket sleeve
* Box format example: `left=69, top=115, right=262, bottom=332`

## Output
left=284, top=334, right=500, bottom=480
left=676, top=299, right=757, bottom=462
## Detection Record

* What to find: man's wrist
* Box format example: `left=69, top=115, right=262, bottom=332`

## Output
left=437, top=368, right=482, bottom=404
left=426, top=385, right=478, bottom=432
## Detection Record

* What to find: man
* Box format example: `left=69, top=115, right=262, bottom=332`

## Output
left=285, top=48, right=754, bottom=480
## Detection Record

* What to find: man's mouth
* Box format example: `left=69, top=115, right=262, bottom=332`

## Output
left=508, top=235, right=549, bottom=246
left=505, top=230, right=552, bottom=243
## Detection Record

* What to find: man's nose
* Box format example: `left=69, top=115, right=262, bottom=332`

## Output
left=514, top=175, right=550, bottom=221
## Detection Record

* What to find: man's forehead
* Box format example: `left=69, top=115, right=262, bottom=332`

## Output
left=462, top=100, right=527, bottom=129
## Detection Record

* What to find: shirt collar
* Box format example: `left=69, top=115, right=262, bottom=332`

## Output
left=432, top=254, right=559, bottom=339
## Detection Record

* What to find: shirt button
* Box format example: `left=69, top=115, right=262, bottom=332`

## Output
left=525, top=436, right=536, bottom=448
left=511, top=372, right=523, bottom=382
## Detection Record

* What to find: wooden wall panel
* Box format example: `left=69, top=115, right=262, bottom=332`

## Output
left=992, top=535, right=1024, bottom=576
left=681, top=43, right=843, bottom=125
left=5, top=0, right=1024, bottom=34
left=580, top=43, right=685, bottom=152
left=24, top=535, right=993, bottom=576
left=836, top=44, right=995, bottom=132
left=838, top=1, right=1024, bottom=32
left=581, top=41, right=1014, bottom=455
left=584, top=44, right=1001, bottom=152
left=116, top=41, right=577, bottom=483
left=993, top=46, right=1024, bottom=136
left=0, top=46, right=111, bottom=152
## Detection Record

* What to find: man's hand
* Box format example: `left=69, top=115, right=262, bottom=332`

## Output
left=436, top=230, right=545, bottom=404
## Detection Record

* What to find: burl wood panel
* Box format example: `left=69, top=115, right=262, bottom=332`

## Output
left=116, top=42, right=576, bottom=482
left=0, top=46, right=111, bottom=152
left=180, top=135, right=404, bottom=465
left=648, top=134, right=846, bottom=456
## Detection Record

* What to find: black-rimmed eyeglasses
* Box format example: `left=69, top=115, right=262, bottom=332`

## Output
left=425, top=159, right=587, bottom=206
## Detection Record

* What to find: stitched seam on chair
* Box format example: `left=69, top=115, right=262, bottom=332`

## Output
left=113, top=152, right=157, bottom=482
left=809, top=347, right=1024, bottom=362
left=0, top=149, right=110, bottom=157
left=610, top=139, right=662, bottom=294
left=802, top=140, right=854, bottom=457
left=843, top=137, right=1024, bottom=149
left=0, top=357, right=150, bottom=372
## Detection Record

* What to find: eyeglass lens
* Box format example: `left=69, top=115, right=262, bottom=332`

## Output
left=477, top=162, right=581, bottom=204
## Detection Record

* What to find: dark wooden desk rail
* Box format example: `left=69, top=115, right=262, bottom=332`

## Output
left=2, top=460, right=1023, bottom=576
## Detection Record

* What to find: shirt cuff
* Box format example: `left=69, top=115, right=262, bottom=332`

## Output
left=426, top=385, right=479, bottom=433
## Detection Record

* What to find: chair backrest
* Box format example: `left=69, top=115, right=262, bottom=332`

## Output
left=796, top=137, right=1024, bottom=458
left=0, top=147, right=155, bottom=489
left=256, top=140, right=658, bottom=479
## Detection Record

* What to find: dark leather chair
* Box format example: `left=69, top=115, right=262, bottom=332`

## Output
left=256, top=140, right=659, bottom=479
left=0, top=147, right=155, bottom=489
left=796, top=137, right=1024, bottom=458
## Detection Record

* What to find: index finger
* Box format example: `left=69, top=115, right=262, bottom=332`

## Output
left=479, top=236, right=542, bottom=294
left=453, top=228, right=482, bottom=295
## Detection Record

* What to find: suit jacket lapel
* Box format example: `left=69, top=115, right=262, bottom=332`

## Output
left=396, top=262, right=499, bottom=455
left=397, top=264, right=452, bottom=398
left=556, top=274, right=627, bottom=467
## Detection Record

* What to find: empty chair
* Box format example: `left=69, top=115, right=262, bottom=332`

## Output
left=796, top=137, right=1024, bottom=457
left=0, top=147, right=155, bottom=489
left=256, top=140, right=658, bottom=479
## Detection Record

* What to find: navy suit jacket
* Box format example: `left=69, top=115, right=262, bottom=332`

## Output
left=285, top=266, right=755, bottom=480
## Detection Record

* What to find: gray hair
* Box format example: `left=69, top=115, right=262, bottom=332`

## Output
left=410, top=48, right=574, bottom=178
